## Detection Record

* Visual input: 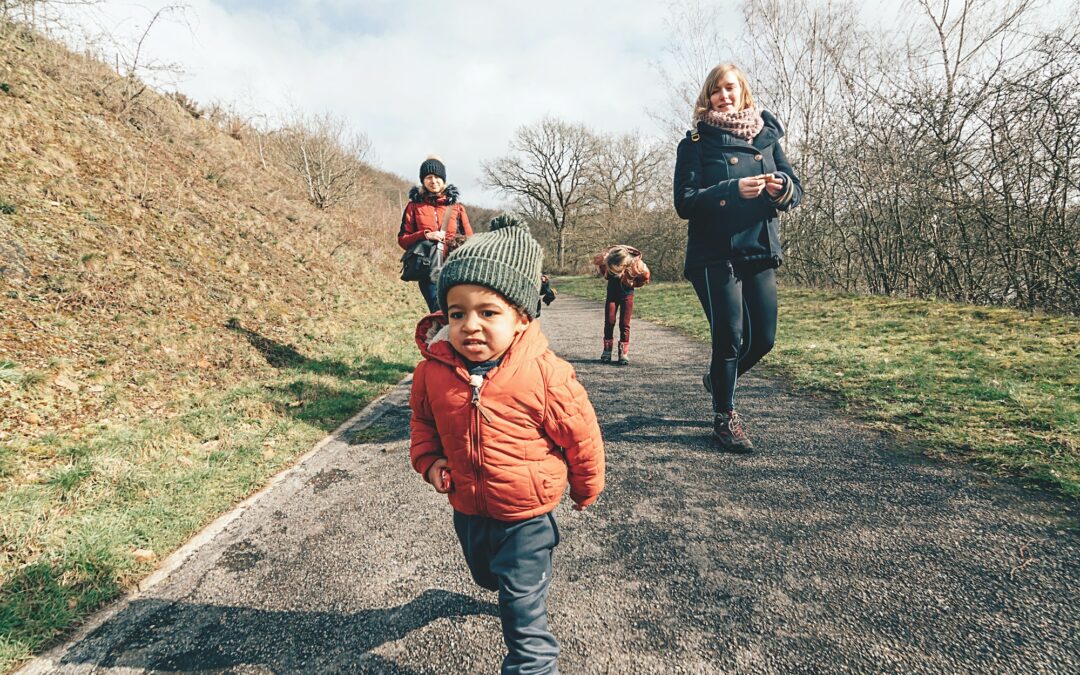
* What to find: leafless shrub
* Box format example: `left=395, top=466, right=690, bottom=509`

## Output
left=169, top=90, right=200, bottom=119
left=268, top=111, right=372, bottom=210
left=655, top=0, right=1080, bottom=313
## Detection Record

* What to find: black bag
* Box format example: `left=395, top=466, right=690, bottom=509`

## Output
left=399, top=200, right=455, bottom=282
left=400, top=239, right=439, bottom=281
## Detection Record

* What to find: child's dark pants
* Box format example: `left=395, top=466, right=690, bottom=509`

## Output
left=603, top=293, right=633, bottom=351
left=453, top=510, right=560, bottom=675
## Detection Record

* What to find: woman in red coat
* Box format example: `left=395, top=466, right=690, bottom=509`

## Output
left=397, top=156, right=473, bottom=311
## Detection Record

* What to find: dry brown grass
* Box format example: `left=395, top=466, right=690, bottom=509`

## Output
left=0, top=22, right=411, bottom=485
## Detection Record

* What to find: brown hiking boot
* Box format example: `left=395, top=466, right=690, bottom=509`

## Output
left=713, top=410, right=753, bottom=453
left=616, top=343, right=629, bottom=365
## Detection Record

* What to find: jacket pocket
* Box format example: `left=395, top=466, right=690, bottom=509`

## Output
left=528, top=463, right=556, bottom=504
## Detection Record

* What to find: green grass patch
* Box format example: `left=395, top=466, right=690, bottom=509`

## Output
left=0, top=287, right=424, bottom=672
left=556, top=276, right=1079, bottom=498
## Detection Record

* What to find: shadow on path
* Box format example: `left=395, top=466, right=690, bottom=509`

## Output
left=62, top=589, right=496, bottom=673
left=225, top=318, right=413, bottom=432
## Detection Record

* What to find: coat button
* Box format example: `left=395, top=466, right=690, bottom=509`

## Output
left=754, top=154, right=763, bottom=161
left=719, top=199, right=727, bottom=206
left=729, top=157, right=739, bottom=165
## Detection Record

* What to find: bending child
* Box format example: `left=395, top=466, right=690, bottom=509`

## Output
left=409, top=215, right=605, bottom=675
left=593, top=245, right=650, bottom=365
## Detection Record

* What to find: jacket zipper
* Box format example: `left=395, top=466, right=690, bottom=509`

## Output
left=470, top=374, right=493, bottom=515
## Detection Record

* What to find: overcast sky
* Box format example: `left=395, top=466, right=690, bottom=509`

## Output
left=58, top=0, right=704, bottom=207
left=56, top=0, right=1070, bottom=208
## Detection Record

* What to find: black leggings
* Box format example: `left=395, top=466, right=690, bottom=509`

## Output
left=689, top=262, right=777, bottom=413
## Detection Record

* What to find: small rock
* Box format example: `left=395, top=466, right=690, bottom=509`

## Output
left=53, top=374, right=80, bottom=392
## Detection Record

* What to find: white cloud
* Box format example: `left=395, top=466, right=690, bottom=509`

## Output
left=48, top=0, right=1078, bottom=209
left=60, top=0, right=684, bottom=207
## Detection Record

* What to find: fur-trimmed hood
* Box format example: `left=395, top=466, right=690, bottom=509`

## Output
left=409, top=184, right=461, bottom=204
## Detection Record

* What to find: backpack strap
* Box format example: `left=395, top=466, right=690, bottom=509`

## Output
left=438, top=201, right=454, bottom=233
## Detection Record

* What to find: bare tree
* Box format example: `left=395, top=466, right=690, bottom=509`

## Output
left=589, top=131, right=667, bottom=215
left=482, top=117, right=595, bottom=269
left=649, top=0, right=732, bottom=139
left=104, top=3, right=189, bottom=115
left=271, top=111, right=372, bottom=210
left=1, top=0, right=102, bottom=29
left=654, top=0, right=1080, bottom=312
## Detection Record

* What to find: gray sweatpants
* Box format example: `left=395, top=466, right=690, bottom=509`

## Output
left=453, top=510, right=560, bottom=675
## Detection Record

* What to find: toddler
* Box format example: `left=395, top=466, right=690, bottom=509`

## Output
left=410, top=215, right=605, bottom=674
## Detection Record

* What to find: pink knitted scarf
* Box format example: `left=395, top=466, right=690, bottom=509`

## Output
left=695, top=107, right=765, bottom=142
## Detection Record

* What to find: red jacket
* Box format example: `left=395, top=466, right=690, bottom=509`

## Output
left=397, top=185, right=473, bottom=250
left=409, top=313, right=605, bottom=521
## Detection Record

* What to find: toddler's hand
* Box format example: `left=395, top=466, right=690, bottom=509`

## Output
left=426, top=458, right=451, bottom=493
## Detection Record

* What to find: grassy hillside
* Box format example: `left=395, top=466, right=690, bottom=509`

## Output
left=0, top=24, right=436, bottom=670
left=556, top=277, right=1079, bottom=499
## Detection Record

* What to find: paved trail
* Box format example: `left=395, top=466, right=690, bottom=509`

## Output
left=23, top=296, right=1079, bottom=674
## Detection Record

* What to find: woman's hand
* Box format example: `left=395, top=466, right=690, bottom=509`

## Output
left=426, top=458, right=451, bottom=493
left=764, top=173, right=786, bottom=198
left=424, top=230, right=446, bottom=242
left=738, top=175, right=768, bottom=199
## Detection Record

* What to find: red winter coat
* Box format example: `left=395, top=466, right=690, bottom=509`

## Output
left=409, top=313, right=605, bottom=521
left=397, top=185, right=473, bottom=250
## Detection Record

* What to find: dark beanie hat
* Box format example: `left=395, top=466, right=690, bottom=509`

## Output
left=437, top=214, right=543, bottom=318
left=419, top=156, right=446, bottom=182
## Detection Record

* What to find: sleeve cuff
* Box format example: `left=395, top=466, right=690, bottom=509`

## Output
left=571, top=493, right=599, bottom=508
left=770, top=172, right=794, bottom=207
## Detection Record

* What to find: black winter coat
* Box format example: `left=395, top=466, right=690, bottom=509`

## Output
left=673, top=109, right=802, bottom=275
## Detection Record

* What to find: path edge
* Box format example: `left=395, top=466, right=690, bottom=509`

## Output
left=17, top=376, right=414, bottom=674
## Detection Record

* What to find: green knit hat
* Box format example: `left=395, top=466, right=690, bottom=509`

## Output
left=438, top=214, right=543, bottom=319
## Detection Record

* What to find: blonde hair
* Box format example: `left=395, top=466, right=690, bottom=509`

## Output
left=693, top=64, right=755, bottom=119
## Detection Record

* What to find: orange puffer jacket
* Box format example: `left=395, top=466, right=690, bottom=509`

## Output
left=409, top=313, right=605, bottom=521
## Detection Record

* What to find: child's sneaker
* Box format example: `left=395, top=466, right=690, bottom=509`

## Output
left=599, top=350, right=612, bottom=363
left=616, top=343, right=629, bottom=366
left=713, top=410, right=753, bottom=453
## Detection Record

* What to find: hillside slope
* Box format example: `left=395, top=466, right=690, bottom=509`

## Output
left=0, top=23, right=452, bottom=669
left=1, top=25, right=414, bottom=441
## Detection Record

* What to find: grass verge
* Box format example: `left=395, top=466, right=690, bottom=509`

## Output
left=0, top=293, right=423, bottom=672
left=556, top=276, right=1079, bottom=498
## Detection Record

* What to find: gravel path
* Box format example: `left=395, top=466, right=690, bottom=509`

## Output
left=22, top=295, right=1079, bottom=674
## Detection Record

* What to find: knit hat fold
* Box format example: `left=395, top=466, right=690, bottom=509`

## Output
left=437, top=215, right=543, bottom=318
left=419, top=157, right=447, bottom=182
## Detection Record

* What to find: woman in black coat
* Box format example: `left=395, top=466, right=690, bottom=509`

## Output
left=673, top=63, right=802, bottom=453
